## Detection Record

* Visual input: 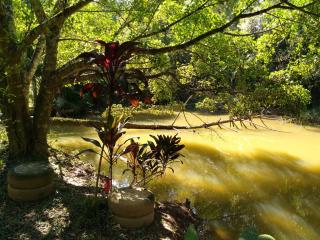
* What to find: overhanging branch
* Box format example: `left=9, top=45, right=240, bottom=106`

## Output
left=281, top=0, right=320, bottom=17
left=21, top=0, right=94, bottom=49
left=131, top=0, right=213, bottom=41
left=133, top=3, right=291, bottom=55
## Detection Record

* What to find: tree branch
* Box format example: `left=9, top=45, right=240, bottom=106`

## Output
left=21, top=0, right=94, bottom=49
left=0, top=0, right=18, bottom=58
left=131, top=0, right=212, bottom=41
left=29, top=0, right=47, bottom=23
left=50, top=115, right=275, bottom=131
left=281, top=0, right=320, bottom=17
left=134, top=3, right=291, bottom=55
left=58, top=38, right=94, bottom=43
left=25, top=36, right=45, bottom=85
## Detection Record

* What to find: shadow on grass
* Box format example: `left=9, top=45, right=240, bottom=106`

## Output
left=0, top=151, right=192, bottom=240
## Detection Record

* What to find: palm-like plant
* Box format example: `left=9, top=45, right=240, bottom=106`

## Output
left=122, top=134, right=185, bottom=187
left=148, top=134, right=185, bottom=174
left=76, top=41, right=184, bottom=195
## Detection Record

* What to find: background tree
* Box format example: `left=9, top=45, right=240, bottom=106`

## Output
left=0, top=0, right=319, bottom=161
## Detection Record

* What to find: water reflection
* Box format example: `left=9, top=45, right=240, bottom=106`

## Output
left=50, top=114, right=320, bottom=239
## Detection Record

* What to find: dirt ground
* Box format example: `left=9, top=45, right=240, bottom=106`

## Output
left=0, top=148, right=211, bottom=240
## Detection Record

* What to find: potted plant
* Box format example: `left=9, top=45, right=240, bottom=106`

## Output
left=76, top=40, right=185, bottom=228
left=107, top=134, right=184, bottom=228
left=76, top=39, right=153, bottom=198
left=78, top=118, right=185, bottom=228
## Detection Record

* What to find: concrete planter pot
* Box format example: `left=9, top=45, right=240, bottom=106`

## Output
left=108, top=187, right=155, bottom=229
left=7, top=162, right=54, bottom=202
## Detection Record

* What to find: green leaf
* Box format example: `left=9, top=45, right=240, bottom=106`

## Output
left=81, top=137, right=102, bottom=148
left=74, top=148, right=98, bottom=158
left=184, top=224, right=198, bottom=240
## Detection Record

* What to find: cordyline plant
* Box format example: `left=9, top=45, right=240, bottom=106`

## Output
left=77, top=115, right=137, bottom=197
left=76, top=40, right=184, bottom=197
left=76, top=40, right=152, bottom=197
left=77, top=40, right=152, bottom=111
left=123, top=134, right=185, bottom=187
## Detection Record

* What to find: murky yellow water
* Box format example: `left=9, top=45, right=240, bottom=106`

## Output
left=50, top=113, right=320, bottom=240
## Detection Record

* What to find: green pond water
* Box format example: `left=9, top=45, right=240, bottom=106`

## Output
left=49, top=113, right=320, bottom=240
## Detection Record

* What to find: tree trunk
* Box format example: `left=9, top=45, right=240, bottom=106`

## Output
left=32, top=26, right=61, bottom=159
left=0, top=0, right=94, bottom=162
left=0, top=0, right=34, bottom=161
left=4, top=64, right=34, bottom=161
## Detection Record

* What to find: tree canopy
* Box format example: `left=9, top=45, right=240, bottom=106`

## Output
left=0, top=0, right=319, bottom=159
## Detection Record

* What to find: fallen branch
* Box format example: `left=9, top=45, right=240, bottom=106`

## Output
left=50, top=116, right=258, bottom=130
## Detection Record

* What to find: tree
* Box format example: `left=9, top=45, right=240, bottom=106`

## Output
left=0, top=0, right=94, bottom=160
left=0, top=0, right=318, bottom=161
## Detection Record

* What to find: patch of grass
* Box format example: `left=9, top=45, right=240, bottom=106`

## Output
left=103, top=104, right=183, bottom=121
left=0, top=124, right=7, bottom=143
left=0, top=124, right=7, bottom=170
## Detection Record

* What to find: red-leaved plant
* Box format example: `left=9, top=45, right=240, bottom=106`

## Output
left=77, top=40, right=152, bottom=107
left=76, top=114, right=139, bottom=197
left=76, top=40, right=153, bottom=198
left=76, top=40, right=183, bottom=198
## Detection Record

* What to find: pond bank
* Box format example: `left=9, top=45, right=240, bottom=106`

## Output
left=0, top=148, right=210, bottom=240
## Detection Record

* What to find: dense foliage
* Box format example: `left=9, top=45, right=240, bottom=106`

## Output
left=53, top=0, right=320, bottom=118
left=1, top=0, right=320, bottom=159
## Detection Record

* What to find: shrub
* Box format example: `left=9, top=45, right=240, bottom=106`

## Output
left=222, top=81, right=311, bottom=118
left=254, top=82, right=311, bottom=116
left=299, top=107, right=320, bottom=124
left=195, top=97, right=216, bottom=112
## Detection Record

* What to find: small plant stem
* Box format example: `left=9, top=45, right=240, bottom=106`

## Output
left=107, top=77, right=114, bottom=190
left=107, top=101, right=112, bottom=119
left=95, top=143, right=105, bottom=199
left=109, top=147, right=113, bottom=191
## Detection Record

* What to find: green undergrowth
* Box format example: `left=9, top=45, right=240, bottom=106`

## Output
left=299, top=107, right=320, bottom=125
left=103, top=104, right=183, bottom=121
left=0, top=124, right=7, bottom=143
left=50, top=104, right=185, bottom=127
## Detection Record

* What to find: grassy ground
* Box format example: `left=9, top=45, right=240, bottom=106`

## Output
left=0, top=124, right=7, bottom=170
left=0, top=149, right=209, bottom=240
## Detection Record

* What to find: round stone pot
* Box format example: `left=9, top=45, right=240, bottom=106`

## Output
left=7, top=162, right=54, bottom=202
left=108, top=187, right=155, bottom=229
